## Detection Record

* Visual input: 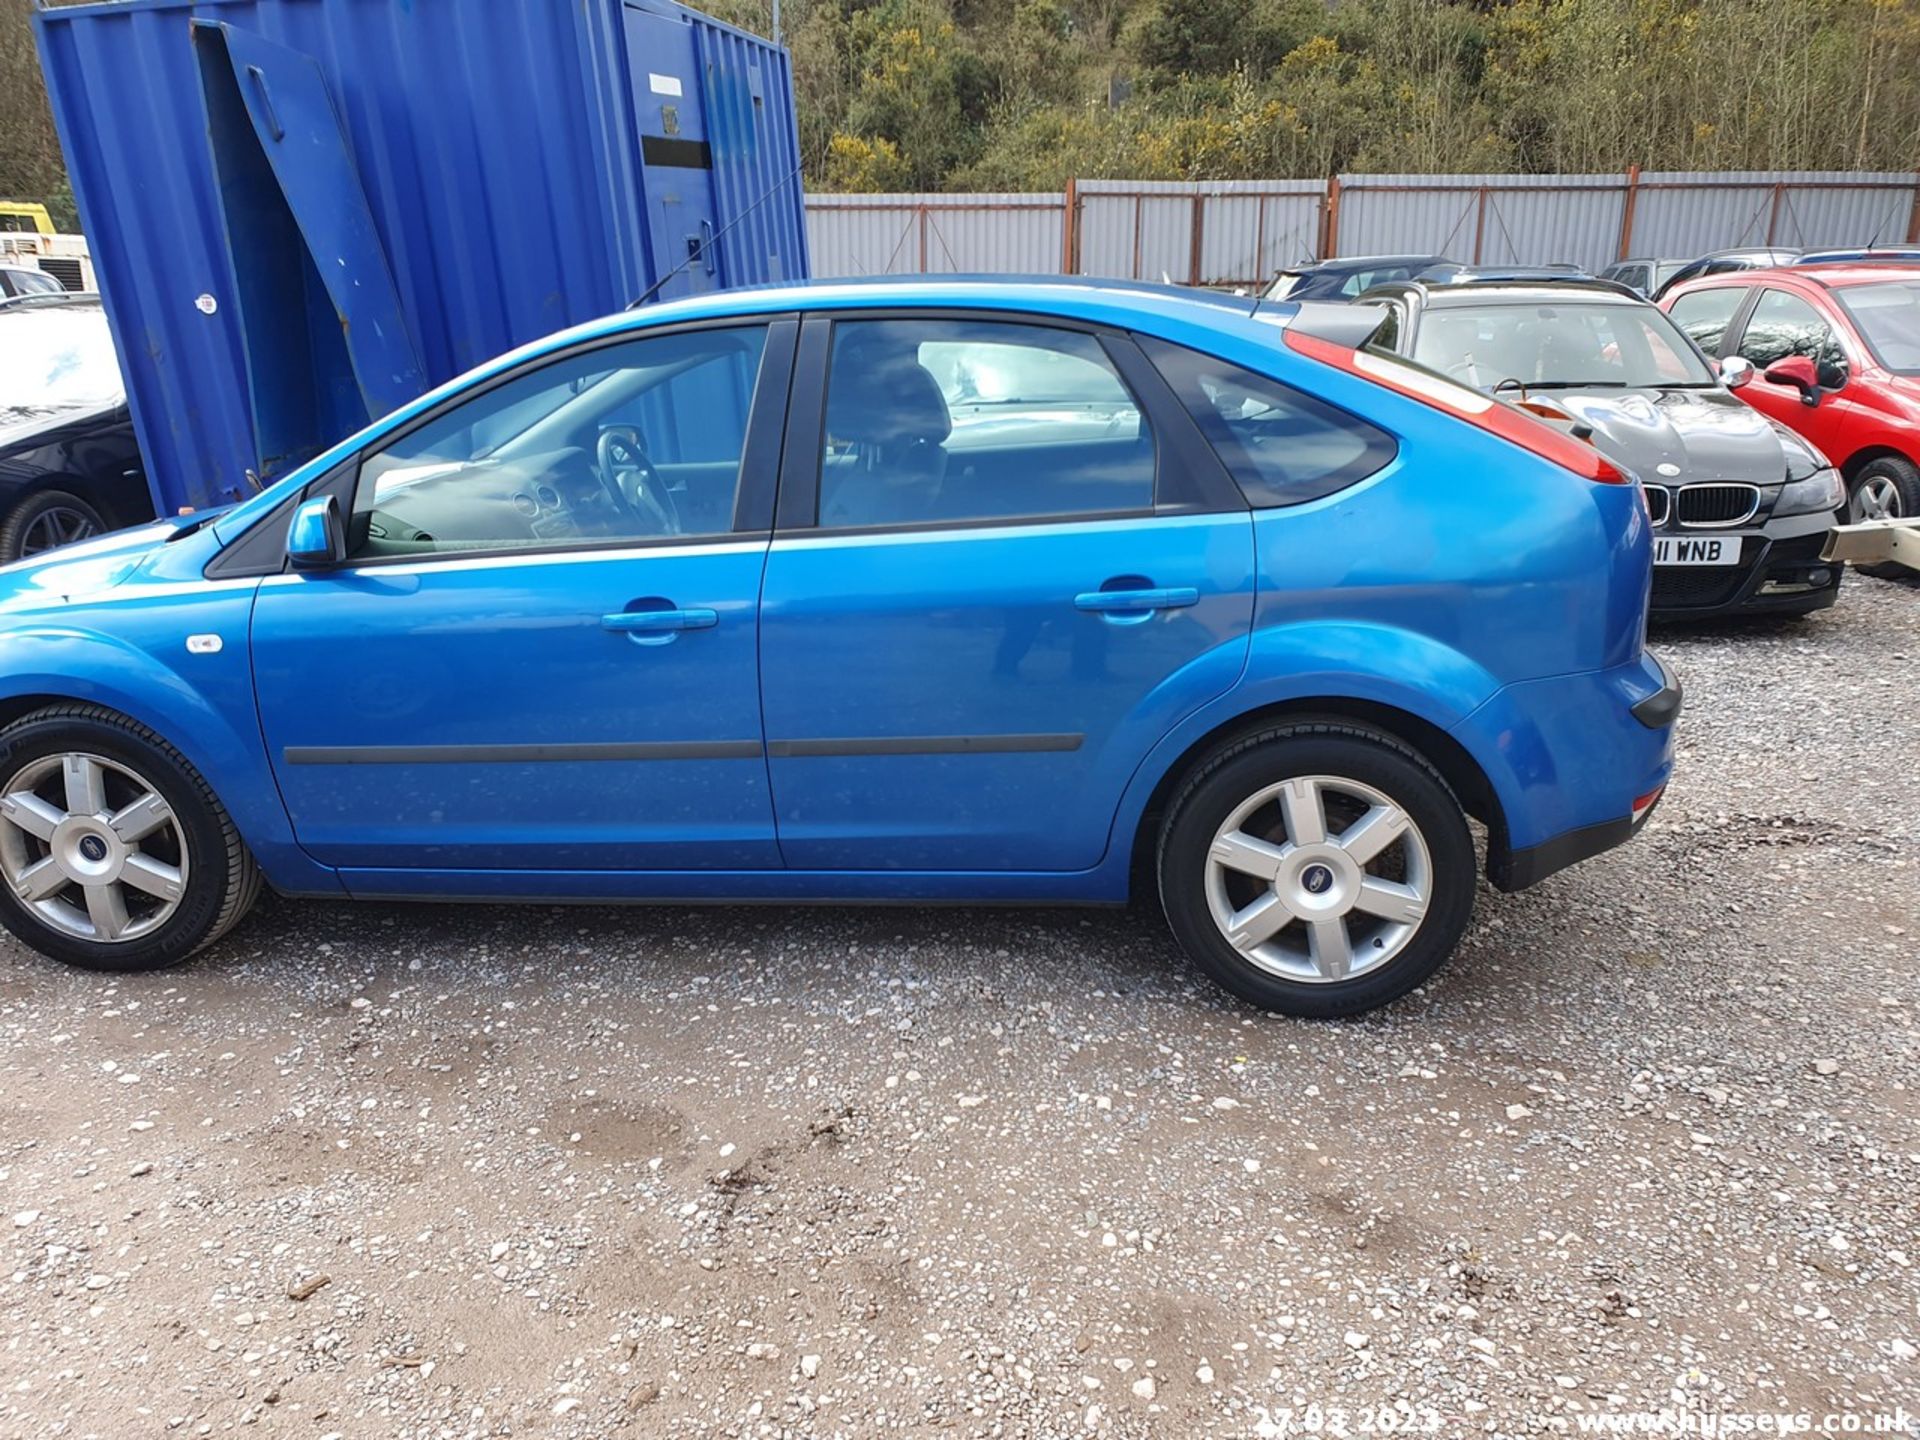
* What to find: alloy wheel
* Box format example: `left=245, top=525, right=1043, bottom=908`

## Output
left=1203, top=774, right=1431, bottom=984
left=19, top=506, right=100, bottom=557
left=0, top=752, right=189, bottom=943
left=1850, top=475, right=1903, bottom=523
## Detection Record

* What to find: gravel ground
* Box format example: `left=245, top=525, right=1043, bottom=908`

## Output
left=2, top=573, right=1917, bottom=1440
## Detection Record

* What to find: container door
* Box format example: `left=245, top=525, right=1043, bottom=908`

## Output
left=193, top=21, right=426, bottom=478
left=625, top=5, right=724, bottom=298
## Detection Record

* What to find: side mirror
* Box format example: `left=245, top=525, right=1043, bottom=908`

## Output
left=286, top=495, right=345, bottom=569
left=1718, top=355, right=1755, bottom=390
left=1762, top=354, right=1822, bottom=406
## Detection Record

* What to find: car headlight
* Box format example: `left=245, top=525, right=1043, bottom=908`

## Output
left=1775, top=465, right=1844, bottom=517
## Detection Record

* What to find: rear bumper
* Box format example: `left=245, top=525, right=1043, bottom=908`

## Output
left=1491, top=793, right=1663, bottom=891
left=1454, top=651, right=1680, bottom=893
left=1651, top=516, right=1843, bottom=619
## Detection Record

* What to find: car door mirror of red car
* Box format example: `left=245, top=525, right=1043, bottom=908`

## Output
left=1761, top=354, right=1822, bottom=406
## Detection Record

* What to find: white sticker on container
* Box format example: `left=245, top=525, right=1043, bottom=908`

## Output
left=194, top=293, right=218, bottom=315
left=649, top=72, right=684, bottom=97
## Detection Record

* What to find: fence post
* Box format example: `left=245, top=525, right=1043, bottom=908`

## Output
left=918, top=204, right=929, bottom=272
left=1321, top=175, right=1341, bottom=259
left=1472, top=185, right=1488, bottom=264
left=1188, top=192, right=1205, bottom=286
left=1617, top=164, right=1641, bottom=261
left=1906, top=173, right=1920, bottom=244
left=1766, top=182, right=1785, bottom=245
left=1253, top=194, right=1268, bottom=283
left=1062, top=177, right=1079, bottom=274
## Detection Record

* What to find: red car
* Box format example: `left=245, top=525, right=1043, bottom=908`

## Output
left=1660, top=264, right=1920, bottom=524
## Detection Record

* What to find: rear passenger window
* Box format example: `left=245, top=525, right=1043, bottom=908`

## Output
left=1667, top=287, right=1746, bottom=355
left=1141, top=338, right=1396, bottom=508
left=817, top=320, right=1155, bottom=529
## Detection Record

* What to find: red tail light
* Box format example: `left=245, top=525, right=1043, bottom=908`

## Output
left=1283, top=329, right=1631, bottom=485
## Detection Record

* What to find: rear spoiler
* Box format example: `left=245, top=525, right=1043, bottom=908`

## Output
left=1274, top=300, right=1393, bottom=351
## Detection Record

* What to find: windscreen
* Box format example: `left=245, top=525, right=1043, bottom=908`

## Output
left=0, top=306, right=123, bottom=413
left=1837, top=279, right=1920, bottom=374
left=1411, top=301, right=1715, bottom=390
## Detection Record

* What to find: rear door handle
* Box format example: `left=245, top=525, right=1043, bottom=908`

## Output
left=1073, top=587, right=1200, bottom=614
left=601, top=607, right=717, bottom=633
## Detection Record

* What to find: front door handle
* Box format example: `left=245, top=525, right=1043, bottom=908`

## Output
left=601, top=607, right=717, bottom=634
left=1073, top=586, right=1200, bottom=614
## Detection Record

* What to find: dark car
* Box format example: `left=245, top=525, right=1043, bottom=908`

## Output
left=1355, top=276, right=1846, bottom=620
left=1602, top=258, right=1689, bottom=297
left=1797, top=246, right=1920, bottom=265
left=0, top=294, right=152, bottom=561
left=1264, top=255, right=1454, bottom=304
left=0, top=265, right=65, bottom=300
left=1652, top=248, right=1803, bottom=301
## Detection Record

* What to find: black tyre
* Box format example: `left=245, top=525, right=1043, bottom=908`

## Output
left=0, top=489, right=105, bottom=563
left=1157, top=724, right=1476, bottom=1018
left=1847, top=456, right=1920, bottom=579
left=0, top=705, right=260, bottom=972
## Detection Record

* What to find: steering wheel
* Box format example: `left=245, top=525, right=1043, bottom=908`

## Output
left=595, top=426, right=682, bottom=538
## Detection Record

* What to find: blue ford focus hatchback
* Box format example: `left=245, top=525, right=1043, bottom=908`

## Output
left=0, top=279, right=1678, bottom=1016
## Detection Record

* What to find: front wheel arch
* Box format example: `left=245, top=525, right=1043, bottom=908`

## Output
left=1126, top=696, right=1504, bottom=902
left=1839, top=446, right=1916, bottom=485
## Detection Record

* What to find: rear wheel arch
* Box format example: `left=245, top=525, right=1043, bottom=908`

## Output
left=1126, top=696, right=1504, bottom=899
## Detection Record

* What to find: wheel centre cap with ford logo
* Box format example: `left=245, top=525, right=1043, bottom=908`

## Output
left=79, top=835, right=109, bottom=863
left=1301, top=863, right=1334, bottom=895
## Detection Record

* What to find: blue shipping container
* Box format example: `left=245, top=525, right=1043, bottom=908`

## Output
left=33, top=0, right=809, bottom=515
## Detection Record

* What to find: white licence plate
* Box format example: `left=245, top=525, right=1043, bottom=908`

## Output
left=1654, top=536, right=1738, bottom=567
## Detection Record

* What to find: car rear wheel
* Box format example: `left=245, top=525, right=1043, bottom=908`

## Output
left=0, top=705, right=260, bottom=972
left=0, top=489, right=105, bottom=563
left=1157, top=724, right=1476, bottom=1017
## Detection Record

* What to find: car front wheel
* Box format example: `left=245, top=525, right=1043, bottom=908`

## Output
left=0, top=705, right=260, bottom=971
left=1848, top=457, right=1919, bottom=579
left=1157, top=724, right=1477, bottom=1017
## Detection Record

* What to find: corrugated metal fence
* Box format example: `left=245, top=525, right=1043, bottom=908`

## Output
left=806, top=170, right=1920, bottom=286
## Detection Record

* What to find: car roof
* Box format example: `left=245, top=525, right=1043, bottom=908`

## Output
left=1782, top=262, right=1920, bottom=287
left=1368, top=278, right=1642, bottom=306
left=1670, top=263, right=1920, bottom=292
left=1281, top=254, right=1443, bottom=272
left=633, top=274, right=1254, bottom=319
left=0, top=291, right=103, bottom=316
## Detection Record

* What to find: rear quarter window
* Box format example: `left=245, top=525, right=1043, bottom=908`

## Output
left=1140, top=337, right=1396, bottom=508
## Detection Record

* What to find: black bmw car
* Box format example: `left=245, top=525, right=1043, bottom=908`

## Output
left=1353, top=277, right=1846, bottom=620
left=0, top=294, right=153, bottom=562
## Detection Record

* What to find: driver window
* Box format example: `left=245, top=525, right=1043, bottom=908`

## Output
left=1737, top=291, right=1848, bottom=388
left=350, top=325, right=768, bottom=559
